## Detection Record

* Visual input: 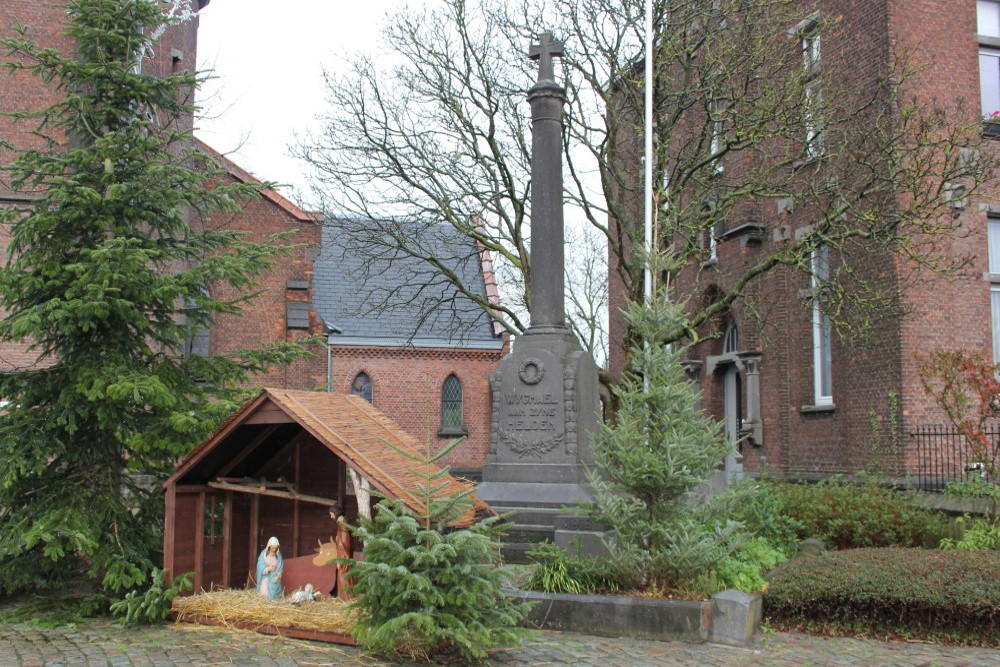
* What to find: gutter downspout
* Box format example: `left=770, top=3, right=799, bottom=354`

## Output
left=324, top=321, right=343, bottom=393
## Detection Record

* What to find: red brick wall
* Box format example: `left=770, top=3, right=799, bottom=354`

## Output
left=0, top=1, right=201, bottom=371
left=324, top=346, right=503, bottom=471
left=200, top=179, right=323, bottom=391
left=607, top=0, right=1000, bottom=478
left=885, top=0, right=998, bottom=473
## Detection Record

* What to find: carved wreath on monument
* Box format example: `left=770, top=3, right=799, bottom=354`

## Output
left=495, top=427, right=563, bottom=459
left=518, top=358, right=545, bottom=385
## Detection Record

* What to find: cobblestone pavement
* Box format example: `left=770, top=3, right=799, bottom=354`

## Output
left=1, top=619, right=999, bottom=666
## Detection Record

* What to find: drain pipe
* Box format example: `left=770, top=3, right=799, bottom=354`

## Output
left=324, top=320, right=342, bottom=393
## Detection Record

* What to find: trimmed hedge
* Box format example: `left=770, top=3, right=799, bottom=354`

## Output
left=766, top=549, right=1000, bottom=644
left=769, top=480, right=948, bottom=549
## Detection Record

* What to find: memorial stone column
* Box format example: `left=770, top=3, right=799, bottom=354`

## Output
left=477, top=32, right=605, bottom=558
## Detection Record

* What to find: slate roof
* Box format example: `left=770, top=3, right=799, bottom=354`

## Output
left=312, top=218, right=502, bottom=348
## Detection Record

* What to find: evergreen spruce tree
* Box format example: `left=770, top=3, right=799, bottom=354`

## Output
left=585, top=284, right=741, bottom=593
left=0, top=0, right=307, bottom=595
left=346, top=438, right=531, bottom=661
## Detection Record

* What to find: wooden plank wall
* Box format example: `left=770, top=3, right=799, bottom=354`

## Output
left=230, top=494, right=252, bottom=588
left=169, top=437, right=368, bottom=594
left=173, top=493, right=199, bottom=581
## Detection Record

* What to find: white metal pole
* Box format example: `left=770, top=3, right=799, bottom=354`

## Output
left=643, top=0, right=655, bottom=311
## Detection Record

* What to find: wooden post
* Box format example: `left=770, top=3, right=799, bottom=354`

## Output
left=248, top=494, right=260, bottom=583
left=163, top=485, right=176, bottom=582
left=221, top=491, right=232, bottom=588
left=194, top=492, right=206, bottom=593
left=292, top=441, right=301, bottom=557
left=337, top=457, right=346, bottom=511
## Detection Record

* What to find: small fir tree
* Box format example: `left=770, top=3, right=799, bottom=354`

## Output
left=585, top=288, right=740, bottom=593
left=0, top=0, right=308, bottom=595
left=345, top=437, right=531, bottom=662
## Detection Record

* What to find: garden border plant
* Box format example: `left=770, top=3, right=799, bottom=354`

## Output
left=765, top=548, right=1000, bottom=646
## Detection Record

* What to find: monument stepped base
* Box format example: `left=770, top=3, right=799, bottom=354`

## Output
left=480, top=481, right=611, bottom=562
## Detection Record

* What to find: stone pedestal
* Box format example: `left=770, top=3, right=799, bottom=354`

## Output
left=478, top=329, right=604, bottom=558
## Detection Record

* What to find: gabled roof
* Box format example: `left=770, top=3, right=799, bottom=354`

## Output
left=194, top=139, right=320, bottom=223
left=165, top=388, right=490, bottom=526
left=312, top=218, right=504, bottom=348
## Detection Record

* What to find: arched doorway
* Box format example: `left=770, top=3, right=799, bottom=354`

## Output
left=721, top=324, right=744, bottom=482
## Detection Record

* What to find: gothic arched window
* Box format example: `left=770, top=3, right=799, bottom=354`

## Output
left=439, top=374, right=466, bottom=435
left=723, top=323, right=739, bottom=354
left=351, top=372, right=373, bottom=403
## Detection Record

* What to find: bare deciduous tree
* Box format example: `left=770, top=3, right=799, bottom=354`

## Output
left=298, top=0, right=995, bottom=384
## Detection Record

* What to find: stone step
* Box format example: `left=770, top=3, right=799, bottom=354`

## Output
left=500, top=540, right=548, bottom=564
left=503, top=524, right=555, bottom=545
left=491, top=506, right=563, bottom=527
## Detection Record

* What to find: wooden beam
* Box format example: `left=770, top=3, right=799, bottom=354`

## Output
left=208, top=480, right=337, bottom=507
left=257, top=430, right=313, bottom=478
left=216, top=424, right=281, bottom=478
left=162, top=391, right=271, bottom=490
left=217, top=476, right=298, bottom=490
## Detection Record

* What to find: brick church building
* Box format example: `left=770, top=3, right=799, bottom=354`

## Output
left=0, top=0, right=504, bottom=473
left=609, top=1, right=1000, bottom=482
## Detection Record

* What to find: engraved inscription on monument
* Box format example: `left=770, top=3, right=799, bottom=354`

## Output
left=495, top=351, right=565, bottom=459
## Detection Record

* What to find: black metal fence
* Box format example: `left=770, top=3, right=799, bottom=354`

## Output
left=910, top=424, right=996, bottom=493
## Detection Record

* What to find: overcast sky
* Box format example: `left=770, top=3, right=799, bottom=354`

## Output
left=195, top=0, right=412, bottom=202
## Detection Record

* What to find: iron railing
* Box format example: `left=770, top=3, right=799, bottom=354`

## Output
left=910, top=424, right=997, bottom=493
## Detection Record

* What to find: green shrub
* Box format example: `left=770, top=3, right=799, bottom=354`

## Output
left=524, top=541, right=643, bottom=595
left=345, top=438, right=531, bottom=662
left=682, top=536, right=786, bottom=598
left=110, top=569, right=192, bottom=625
left=941, top=516, right=1000, bottom=550
left=766, top=548, right=1000, bottom=644
left=771, top=479, right=948, bottom=549
left=726, top=481, right=803, bottom=556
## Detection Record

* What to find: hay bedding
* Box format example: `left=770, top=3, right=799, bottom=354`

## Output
left=171, top=589, right=355, bottom=635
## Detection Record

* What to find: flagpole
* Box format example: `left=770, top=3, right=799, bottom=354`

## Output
left=643, top=0, right=654, bottom=311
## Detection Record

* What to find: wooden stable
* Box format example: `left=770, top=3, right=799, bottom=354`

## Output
left=162, top=388, right=489, bottom=594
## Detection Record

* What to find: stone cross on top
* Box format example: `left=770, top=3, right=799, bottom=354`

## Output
left=528, top=31, right=563, bottom=83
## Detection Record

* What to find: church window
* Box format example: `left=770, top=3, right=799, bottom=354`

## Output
left=351, top=372, right=373, bottom=403
left=723, top=323, right=739, bottom=354
left=439, top=374, right=466, bottom=435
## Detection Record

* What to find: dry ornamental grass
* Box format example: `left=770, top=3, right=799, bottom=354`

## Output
left=171, top=589, right=355, bottom=635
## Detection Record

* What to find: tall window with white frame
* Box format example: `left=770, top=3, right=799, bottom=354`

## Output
left=709, top=98, right=725, bottom=174
left=800, top=19, right=823, bottom=158
left=979, top=0, right=1000, bottom=118
left=811, top=244, right=833, bottom=405
left=987, top=217, right=1000, bottom=361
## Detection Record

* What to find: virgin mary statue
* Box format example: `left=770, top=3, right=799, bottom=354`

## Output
left=255, top=536, right=283, bottom=600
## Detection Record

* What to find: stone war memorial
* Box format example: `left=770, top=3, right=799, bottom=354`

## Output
left=477, top=32, right=604, bottom=558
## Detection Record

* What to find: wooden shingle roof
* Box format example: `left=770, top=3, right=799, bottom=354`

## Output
left=165, top=388, right=490, bottom=527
